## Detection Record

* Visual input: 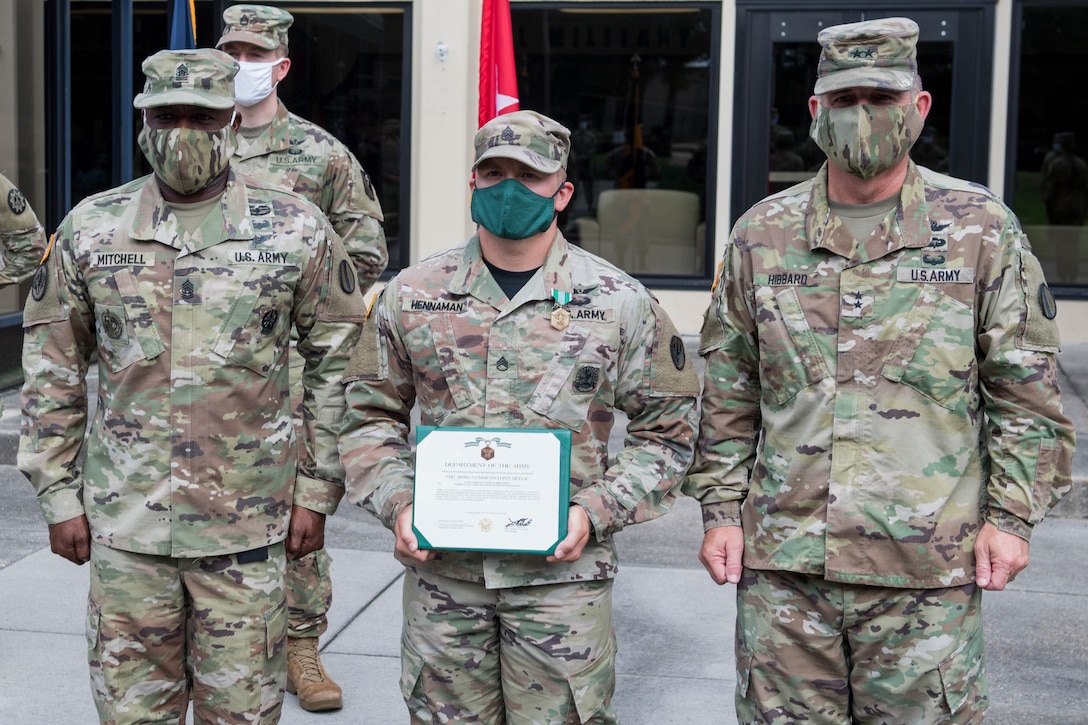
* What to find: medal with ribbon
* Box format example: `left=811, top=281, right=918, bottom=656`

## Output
left=550, top=289, right=572, bottom=331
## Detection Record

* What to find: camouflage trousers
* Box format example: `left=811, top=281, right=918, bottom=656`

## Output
left=86, top=542, right=288, bottom=724
left=735, top=568, right=987, bottom=725
left=287, top=350, right=333, bottom=640
left=286, top=548, right=333, bottom=638
left=400, top=568, right=618, bottom=724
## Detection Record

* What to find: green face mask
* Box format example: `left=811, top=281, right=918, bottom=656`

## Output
left=810, top=102, right=923, bottom=179
left=470, top=178, right=558, bottom=240
left=138, top=124, right=238, bottom=196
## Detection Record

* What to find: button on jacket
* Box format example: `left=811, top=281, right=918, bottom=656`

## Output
left=685, top=162, right=1075, bottom=588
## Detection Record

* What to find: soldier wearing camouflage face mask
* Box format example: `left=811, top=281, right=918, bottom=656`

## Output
left=685, top=17, right=1075, bottom=724
left=19, top=48, right=366, bottom=724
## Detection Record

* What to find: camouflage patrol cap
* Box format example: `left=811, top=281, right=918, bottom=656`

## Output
left=133, top=49, right=238, bottom=110
left=217, top=4, right=293, bottom=51
left=814, top=17, right=919, bottom=95
left=0, top=172, right=40, bottom=233
left=473, top=110, right=570, bottom=174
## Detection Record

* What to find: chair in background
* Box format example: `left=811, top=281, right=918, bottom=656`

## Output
left=574, top=188, right=705, bottom=276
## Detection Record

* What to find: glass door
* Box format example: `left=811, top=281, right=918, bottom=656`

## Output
left=732, top=4, right=994, bottom=221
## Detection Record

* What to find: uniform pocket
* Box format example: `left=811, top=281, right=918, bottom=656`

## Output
left=85, top=594, right=103, bottom=654
left=752, top=285, right=830, bottom=405
left=882, top=284, right=976, bottom=412
left=264, top=597, right=288, bottom=660
left=402, top=316, right=475, bottom=423
left=94, top=303, right=144, bottom=372
left=937, top=619, right=987, bottom=717
left=527, top=326, right=610, bottom=432
left=211, top=267, right=288, bottom=377
left=565, top=635, right=616, bottom=724
left=399, top=629, right=427, bottom=702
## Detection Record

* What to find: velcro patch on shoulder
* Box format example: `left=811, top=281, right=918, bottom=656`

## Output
left=23, top=250, right=68, bottom=326
left=319, top=237, right=367, bottom=323
left=1017, top=251, right=1061, bottom=353
left=650, top=306, right=699, bottom=396
left=345, top=297, right=386, bottom=381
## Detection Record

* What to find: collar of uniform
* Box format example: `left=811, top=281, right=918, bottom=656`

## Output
left=449, top=231, right=575, bottom=307
left=236, top=100, right=292, bottom=160
left=129, top=170, right=255, bottom=251
left=805, top=161, right=931, bottom=260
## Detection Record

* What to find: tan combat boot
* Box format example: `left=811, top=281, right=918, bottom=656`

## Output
left=286, top=637, right=343, bottom=711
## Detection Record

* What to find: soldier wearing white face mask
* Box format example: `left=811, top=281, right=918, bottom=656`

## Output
left=217, top=4, right=388, bottom=713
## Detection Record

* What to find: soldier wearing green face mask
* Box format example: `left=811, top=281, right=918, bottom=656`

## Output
left=339, top=109, right=700, bottom=723
left=685, top=17, right=1076, bottom=724
left=19, top=48, right=365, bottom=724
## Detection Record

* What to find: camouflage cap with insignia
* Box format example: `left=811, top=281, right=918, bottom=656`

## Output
left=0, top=171, right=39, bottom=233
left=473, top=110, right=570, bottom=174
left=217, top=4, right=293, bottom=51
left=814, top=17, right=919, bottom=95
left=133, top=48, right=238, bottom=110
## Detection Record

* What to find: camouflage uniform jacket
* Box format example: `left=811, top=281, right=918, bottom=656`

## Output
left=19, top=171, right=367, bottom=557
left=340, top=232, right=700, bottom=588
left=0, top=200, right=47, bottom=286
left=684, top=162, right=1076, bottom=589
left=233, top=100, right=387, bottom=291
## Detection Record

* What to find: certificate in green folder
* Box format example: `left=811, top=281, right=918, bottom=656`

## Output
left=412, top=427, right=572, bottom=554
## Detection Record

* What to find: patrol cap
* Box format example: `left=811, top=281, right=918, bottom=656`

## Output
left=0, top=172, right=40, bottom=233
left=814, top=17, right=919, bottom=95
left=133, top=48, right=238, bottom=110
left=217, top=4, right=293, bottom=51
left=473, top=110, right=570, bottom=174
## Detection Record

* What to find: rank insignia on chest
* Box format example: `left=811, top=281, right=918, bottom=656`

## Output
left=181, top=279, right=195, bottom=300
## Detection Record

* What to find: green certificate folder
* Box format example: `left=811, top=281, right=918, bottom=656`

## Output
left=412, top=427, right=572, bottom=554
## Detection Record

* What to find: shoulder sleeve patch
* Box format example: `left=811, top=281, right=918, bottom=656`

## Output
left=1017, top=251, right=1061, bottom=353
left=650, top=305, right=699, bottom=396
left=23, top=245, right=68, bottom=326
left=318, top=235, right=368, bottom=323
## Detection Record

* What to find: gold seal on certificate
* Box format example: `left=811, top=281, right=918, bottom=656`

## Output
left=412, top=427, right=572, bottom=554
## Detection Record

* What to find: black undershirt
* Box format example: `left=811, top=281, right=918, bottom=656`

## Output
left=484, top=259, right=540, bottom=299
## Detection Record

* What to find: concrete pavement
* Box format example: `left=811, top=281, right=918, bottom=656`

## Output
left=0, top=343, right=1086, bottom=723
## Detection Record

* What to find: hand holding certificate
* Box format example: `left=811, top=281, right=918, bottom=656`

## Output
left=413, top=427, right=572, bottom=554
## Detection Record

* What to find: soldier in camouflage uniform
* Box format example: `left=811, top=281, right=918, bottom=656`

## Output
left=18, top=49, right=365, bottom=724
left=216, top=6, right=388, bottom=711
left=339, top=110, right=700, bottom=723
left=0, top=171, right=48, bottom=413
left=684, top=18, right=1076, bottom=724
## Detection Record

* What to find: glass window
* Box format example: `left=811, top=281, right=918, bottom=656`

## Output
left=511, top=4, right=719, bottom=282
left=1012, top=3, right=1088, bottom=290
left=64, top=2, right=409, bottom=273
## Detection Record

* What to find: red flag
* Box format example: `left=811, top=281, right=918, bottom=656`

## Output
left=479, top=0, right=520, bottom=127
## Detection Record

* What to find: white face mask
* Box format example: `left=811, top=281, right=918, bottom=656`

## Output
left=234, top=58, right=284, bottom=107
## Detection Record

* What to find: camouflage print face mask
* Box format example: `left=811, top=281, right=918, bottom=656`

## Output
left=138, top=124, right=238, bottom=196
left=810, top=102, right=923, bottom=180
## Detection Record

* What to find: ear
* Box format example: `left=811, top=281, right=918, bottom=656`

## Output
left=553, top=179, right=576, bottom=213
left=915, top=90, right=933, bottom=121
left=808, top=95, right=820, bottom=120
left=274, top=56, right=291, bottom=83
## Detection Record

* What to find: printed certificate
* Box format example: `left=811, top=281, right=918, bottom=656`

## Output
left=412, top=427, right=572, bottom=554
